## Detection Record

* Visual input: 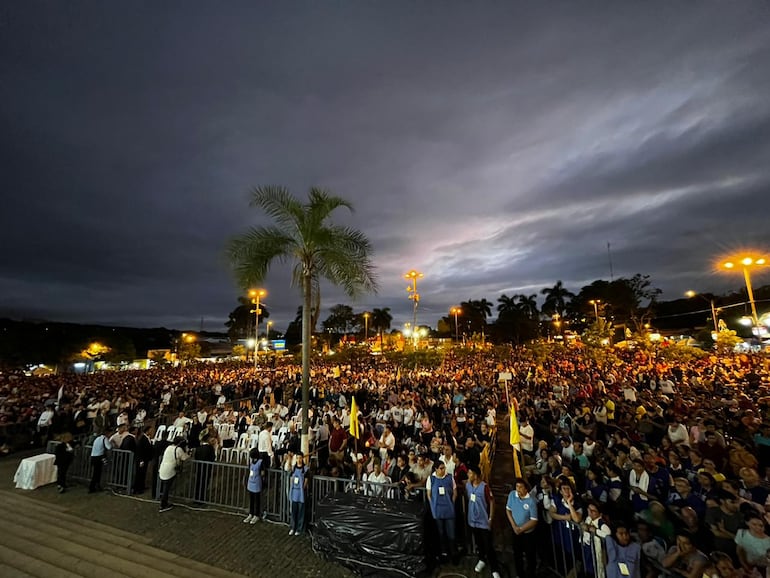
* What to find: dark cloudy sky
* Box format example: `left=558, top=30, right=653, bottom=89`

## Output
left=2, top=1, right=769, bottom=332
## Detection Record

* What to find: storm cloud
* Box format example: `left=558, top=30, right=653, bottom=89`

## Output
left=1, top=1, right=769, bottom=331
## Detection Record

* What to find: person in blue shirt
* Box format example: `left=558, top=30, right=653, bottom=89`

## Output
left=426, top=461, right=456, bottom=562
left=605, top=523, right=641, bottom=578
left=505, top=478, right=538, bottom=578
left=244, top=448, right=263, bottom=524
left=89, top=428, right=112, bottom=493
left=466, top=465, right=501, bottom=578
left=287, top=453, right=309, bottom=536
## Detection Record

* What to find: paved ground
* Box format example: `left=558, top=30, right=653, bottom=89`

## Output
left=1, top=445, right=518, bottom=578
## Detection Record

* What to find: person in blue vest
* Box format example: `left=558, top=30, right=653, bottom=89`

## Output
left=426, top=461, right=457, bottom=562
left=287, top=453, right=309, bottom=536
left=466, top=465, right=501, bottom=578
left=505, top=477, right=538, bottom=578
left=244, top=447, right=263, bottom=524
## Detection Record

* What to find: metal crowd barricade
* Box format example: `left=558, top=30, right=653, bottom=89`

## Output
left=64, top=444, right=136, bottom=494
left=157, top=458, right=249, bottom=510
left=154, top=461, right=290, bottom=523
left=263, top=468, right=290, bottom=523
left=543, top=518, right=609, bottom=578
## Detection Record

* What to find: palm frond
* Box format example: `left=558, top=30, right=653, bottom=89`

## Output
left=227, top=226, right=295, bottom=288
left=249, top=186, right=304, bottom=231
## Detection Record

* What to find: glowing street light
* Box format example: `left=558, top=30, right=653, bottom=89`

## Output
left=363, top=312, right=370, bottom=343
left=267, top=320, right=273, bottom=343
left=404, top=270, right=423, bottom=346
left=720, top=253, right=767, bottom=332
left=588, top=299, right=601, bottom=322
left=685, top=290, right=720, bottom=334
left=249, top=288, right=267, bottom=367
left=450, top=307, right=461, bottom=344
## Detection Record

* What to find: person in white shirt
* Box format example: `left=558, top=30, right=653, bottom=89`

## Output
left=666, top=418, right=689, bottom=446
left=403, top=403, right=415, bottom=431
left=391, top=404, right=404, bottom=432
left=518, top=415, right=535, bottom=456
left=363, top=461, right=391, bottom=497
left=378, top=425, right=396, bottom=462
left=158, top=437, right=189, bottom=511
left=439, top=445, right=457, bottom=476
left=173, top=412, right=191, bottom=432
left=257, top=422, right=275, bottom=467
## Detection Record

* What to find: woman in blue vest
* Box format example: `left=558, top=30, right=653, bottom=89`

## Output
left=288, top=453, right=309, bottom=536
left=466, top=465, right=501, bottom=578
left=427, top=462, right=456, bottom=561
left=244, top=448, right=263, bottom=524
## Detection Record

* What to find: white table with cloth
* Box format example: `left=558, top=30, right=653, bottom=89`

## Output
left=13, top=453, right=57, bottom=490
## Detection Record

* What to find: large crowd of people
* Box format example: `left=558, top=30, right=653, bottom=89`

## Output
left=3, top=343, right=770, bottom=578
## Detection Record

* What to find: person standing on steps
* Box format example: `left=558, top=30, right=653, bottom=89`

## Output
left=89, top=428, right=112, bottom=493
left=466, top=465, right=501, bottom=578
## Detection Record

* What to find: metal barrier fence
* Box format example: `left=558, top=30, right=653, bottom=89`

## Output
left=47, top=443, right=136, bottom=494
left=541, top=518, right=608, bottom=578
left=154, top=462, right=290, bottom=523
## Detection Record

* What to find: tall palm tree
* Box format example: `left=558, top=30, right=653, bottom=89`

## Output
left=516, top=294, right=539, bottom=320
left=371, top=307, right=393, bottom=350
left=541, top=280, right=575, bottom=317
left=228, top=186, right=377, bottom=453
left=496, top=294, right=518, bottom=319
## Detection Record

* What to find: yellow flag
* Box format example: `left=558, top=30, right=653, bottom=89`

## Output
left=349, top=396, right=360, bottom=439
left=509, top=405, right=520, bottom=446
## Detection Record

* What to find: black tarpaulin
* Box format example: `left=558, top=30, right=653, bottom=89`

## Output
left=311, top=493, right=427, bottom=578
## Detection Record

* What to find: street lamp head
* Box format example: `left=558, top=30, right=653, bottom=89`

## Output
left=404, top=270, right=423, bottom=280
left=719, top=252, right=768, bottom=271
left=248, top=288, right=267, bottom=298
left=685, top=290, right=696, bottom=298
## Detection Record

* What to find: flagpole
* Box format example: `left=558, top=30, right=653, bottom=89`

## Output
left=505, top=380, right=522, bottom=478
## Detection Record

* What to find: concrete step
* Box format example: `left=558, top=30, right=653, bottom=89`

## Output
left=0, top=490, right=152, bottom=544
left=0, top=490, right=245, bottom=578
left=0, top=558, right=39, bottom=578
left=1, top=497, right=236, bottom=578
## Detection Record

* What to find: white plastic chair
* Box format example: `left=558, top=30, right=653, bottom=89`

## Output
left=165, top=426, right=177, bottom=441
left=222, top=432, right=248, bottom=462
left=153, top=425, right=166, bottom=442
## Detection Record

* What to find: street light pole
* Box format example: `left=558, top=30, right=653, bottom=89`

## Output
left=743, top=265, right=760, bottom=329
left=722, top=255, right=766, bottom=336
left=363, top=312, right=370, bottom=344
left=450, top=307, right=461, bottom=344
left=249, top=289, right=267, bottom=369
left=405, top=270, right=423, bottom=347
left=589, top=300, right=601, bottom=322
left=685, top=291, right=719, bottom=334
